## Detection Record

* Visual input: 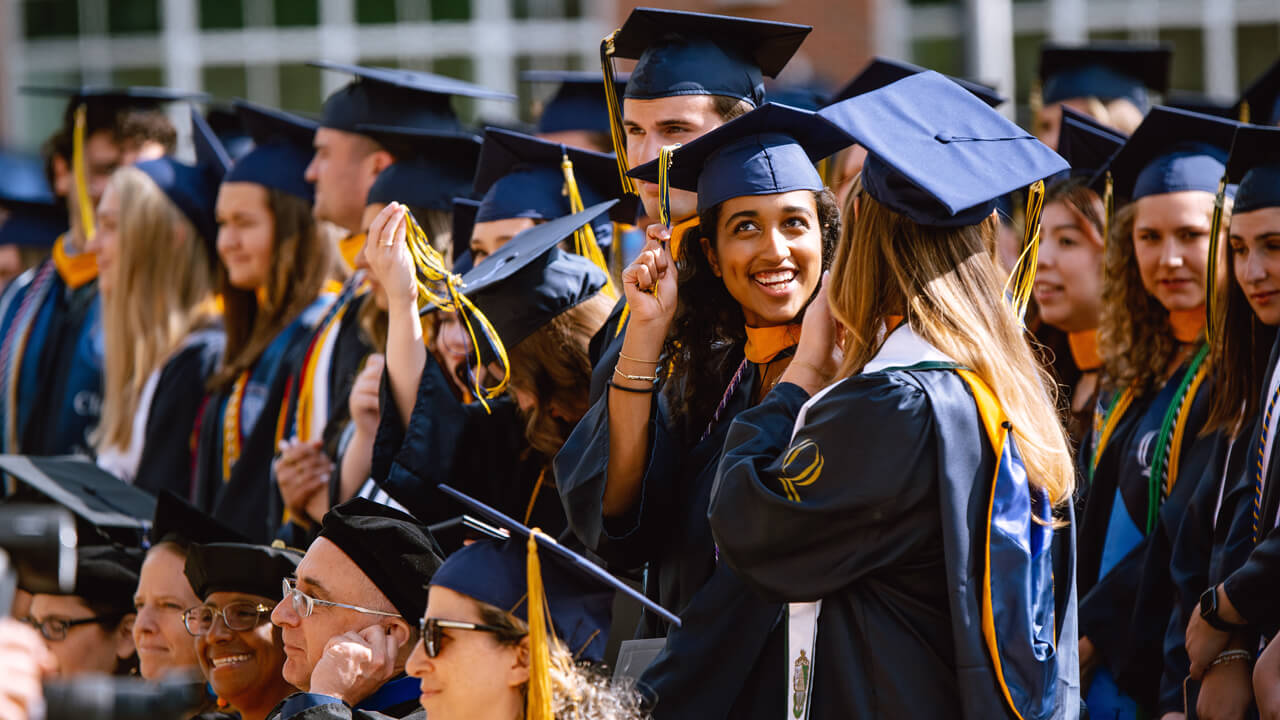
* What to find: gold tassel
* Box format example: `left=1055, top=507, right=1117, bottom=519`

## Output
left=1240, top=100, right=1251, bottom=124
left=72, top=105, right=96, bottom=243
left=560, top=150, right=617, bottom=299
left=1004, top=180, right=1046, bottom=321
left=401, top=207, right=509, bottom=412
left=601, top=31, right=635, bottom=195
left=657, top=143, right=681, bottom=228
left=525, top=530, right=554, bottom=720
left=1205, top=173, right=1229, bottom=344
left=1102, top=171, right=1114, bottom=247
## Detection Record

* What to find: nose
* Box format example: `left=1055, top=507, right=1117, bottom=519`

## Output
left=1159, top=236, right=1183, bottom=268
left=206, top=611, right=234, bottom=642
left=133, top=606, right=158, bottom=635
left=1036, top=235, right=1057, bottom=269
left=405, top=637, right=429, bottom=678
left=270, top=598, right=296, bottom=628
left=304, top=153, right=319, bottom=183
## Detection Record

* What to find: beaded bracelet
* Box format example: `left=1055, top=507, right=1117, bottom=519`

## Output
left=614, top=365, right=659, bottom=383
left=1209, top=649, right=1253, bottom=668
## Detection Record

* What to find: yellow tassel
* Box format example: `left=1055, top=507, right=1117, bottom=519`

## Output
left=525, top=530, right=554, bottom=720
left=402, top=207, right=509, bottom=412
left=1206, top=173, right=1229, bottom=344
left=657, top=143, right=681, bottom=228
left=600, top=31, right=636, bottom=195
left=72, top=105, right=96, bottom=243
left=1003, top=179, right=1046, bottom=321
left=1240, top=100, right=1251, bottom=124
left=1103, top=171, right=1114, bottom=248
left=560, top=151, right=617, bottom=299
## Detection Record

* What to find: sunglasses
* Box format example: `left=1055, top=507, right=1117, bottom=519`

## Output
left=418, top=616, right=516, bottom=658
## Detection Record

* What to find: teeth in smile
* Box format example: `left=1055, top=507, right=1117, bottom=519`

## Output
left=212, top=654, right=251, bottom=668
left=754, top=270, right=796, bottom=286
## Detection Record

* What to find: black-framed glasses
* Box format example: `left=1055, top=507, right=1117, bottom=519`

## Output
left=281, top=579, right=401, bottom=620
left=28, top=613, right=126, bottom=642
left=418, top=616, right=516, bottom=658
left=182, top=602, right=274, bottom=636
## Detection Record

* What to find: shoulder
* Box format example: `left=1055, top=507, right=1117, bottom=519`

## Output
left=804, top=366, right=941, bottom=425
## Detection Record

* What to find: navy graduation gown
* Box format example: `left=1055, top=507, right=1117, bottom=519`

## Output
left=556, top=345, right=788, bottom=720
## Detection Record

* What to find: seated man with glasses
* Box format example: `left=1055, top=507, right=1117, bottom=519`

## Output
left=27, top=545, right=143, bottom=677
left=184, top=541, right=305, bottom=720
left=268, top=499, right=444, bottom=720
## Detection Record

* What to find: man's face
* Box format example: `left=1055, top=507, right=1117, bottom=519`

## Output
left=623, top=95, right=727, bottom=222
left=305, top=128, right=388, bottom=235
left=269, top=538, right=399, bottom=690
left=53, top=130, right=165, bottom=248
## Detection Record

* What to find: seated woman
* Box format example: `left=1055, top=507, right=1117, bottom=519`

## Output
left=183, top=541, right=302, bottom=720
left=707, top=70, right=1078, bottom=718
left=1080, top=106, right=1237, bottom=718
left=407, top=485, right=671, bottom=720
left=555, top=102, right=848, bottom=716
left=90, top=108, right=226, bottom=492
left=192, top=102, right=341, bottom=542
left=28, top=545, right=142, bottom=677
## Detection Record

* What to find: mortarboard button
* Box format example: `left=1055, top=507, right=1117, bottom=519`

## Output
left=135, top=107, right=230, bottom=249
left=1099, top=105, right=1238, bottom=201
left=1225, top=124, right=1280, bottom=214
left=827, top=57, right=1006, bottom=108
left=311, top=61, right=515, bottom=134
left=223, top=100, right=318, bottom=203
left=1038, top=43, right=1172, bottom=113
left=357, top=125, right=482, bottom=213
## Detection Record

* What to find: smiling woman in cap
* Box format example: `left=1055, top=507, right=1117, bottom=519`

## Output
left=707, top=70, right=1077, bottom=719
left=89, top=107, right=227, bottom=491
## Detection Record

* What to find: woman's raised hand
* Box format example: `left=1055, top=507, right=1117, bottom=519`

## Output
left=621, top=223, right=680, bottom=331
left=364, top=203, right=417, bottom=310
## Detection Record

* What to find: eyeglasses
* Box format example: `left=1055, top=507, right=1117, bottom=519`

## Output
left=418, top=617, right=516, bottom=658
left=27, top=613, right=127, bottom=642
left=182, top=602, right=274, bottom=636
left=281, top=579, right=401, bottom=620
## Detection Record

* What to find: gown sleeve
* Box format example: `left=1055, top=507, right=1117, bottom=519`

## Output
left=708, top=374, right=941, bottom=602
left=134, top=332, right=224, bottom=499
left=1222, top=527, right=1280, bottom=635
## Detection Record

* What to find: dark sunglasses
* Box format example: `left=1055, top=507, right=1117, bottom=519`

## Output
left=418, top=616, right=516, bottom=658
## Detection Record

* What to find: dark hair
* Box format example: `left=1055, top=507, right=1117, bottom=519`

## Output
left=41, top=108, right=178, bottom=183
left=711, top=95, right=754, bottom=123
left=661, top=189, right=840, bottom=435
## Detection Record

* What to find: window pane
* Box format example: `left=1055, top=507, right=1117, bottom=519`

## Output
left=433, top=0, right=470, bottom=21
left=112, top=67, right=165, bottom=87
left=203, top=65, right=249, bottom=100
left=274, top=0, right=318, bottom=27
left=108, top=0, right=161, bottom=33
left=279, top=63, right=323, bottom=113
left=200, top=0, right=244, bottom=29
left=356, top=0, right=397, bottom=23
left=23, top=0, right=80, bottom=37
left=1158, top=28, right=1204, bottom=93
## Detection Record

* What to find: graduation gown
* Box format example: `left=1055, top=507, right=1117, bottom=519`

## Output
left=268, top=676, right=423, bottom=720
left=192, top=296, right=332, bottom=542
left=708, top=326, right=1079, bottom=720
left=370, top=351, right=563, bottom=549
left=555, top=343, right=789, bottom=720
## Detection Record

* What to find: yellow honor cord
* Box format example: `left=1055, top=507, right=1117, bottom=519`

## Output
left=1206, top=173, right=1229, bottom=344
left=1004, top=179, right=1046, bottom=321
left=1103, top=171, right=1114, bottom=248
left=657, top=143, right=681, bottom=228
left=525, top=530, right=554, bottom=720
left=1240, top=100, right=1251, bottom=124
left=72, top=105, right=96, bottom=243
left=560, top=152, right=617, bottom=299
left=601, top=31, right=636, bottom=195
left=402, top=209, right=509, bottom=412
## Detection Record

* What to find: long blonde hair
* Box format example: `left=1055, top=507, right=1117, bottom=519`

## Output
left=96, top=167, right=219, bottom=452
left=829, top=191, right=1075, bottom=506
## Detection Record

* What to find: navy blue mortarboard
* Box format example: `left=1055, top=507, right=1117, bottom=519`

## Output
left=1166, top=91, right=1238, bottom=120
left=358, top=125, right=481, bottom=212
left=0, top=151, right=66, bottom=248
left=1101, top=106, right=1238, bottom=201
left=828, top=57, right=1006, bottom=108
left=1056, top=106, right=1126, bottom=179
left=522, top=70, right=627, bottom=136
left=149, top=491, right=250, bottom=549
left=444, top=202, right=614, bottom=357
left=451, top=198, right=481, bottom=274
left=473, top=128, right=636, bottom=225
left=312, top=61, right=515, bottom=135
left=63, top=545, right=144, bottom=611
left=0, top=455, right=155, bottom=548
left=1226, top=124, right=1280, bottom=214
left=432, top=484, right=680, bottom=664
left=1238, top=59, right=1280, bottom=127
left=819, top=71, right=1068, bottom=227
left=627, top=103, right=852, bottom=214
left=205, top=105, right=254, bottom=161
left=185, top=542, right=302, bottom=602
left=764, top=84, right=830, bottom=112
left=224, top=100, right=317, bottom=203
left=1038, top=43, right=1171, bottom=112
left=21, top=85, right=207, bottom=129
left=135, top=108, right=231, bottom=248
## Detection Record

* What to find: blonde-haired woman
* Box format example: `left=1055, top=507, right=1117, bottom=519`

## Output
left=708, top=72, right=1078, bottom=719
left=1078, top=107, right=1236, bottom=719
left=89, top=120, right=226, bottom=493
left=192, top=103, right=340, bottom=542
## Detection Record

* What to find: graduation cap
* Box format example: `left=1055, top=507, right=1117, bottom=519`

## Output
left=184, top=542, right=302, bottom=602
left=1056, top=106, right=1127, bottom=180
left=358, top=125, right=482, bottom=212
left=1166, top=91, right=1238, bottom=120
left=1038, top=43, right=1172, bottom=112
left=311, top=61, right=515, bottom=135
left=316, top=498, right=445, bottom=621
left=628, top=102, right=852, bottom=216
left=448, top=201, right=614, bottom=358
left=59, top=545, right=144, bottom=612
left=450, top=198, right=482, bottom=274
left=0, top=455, right=155, bottom=547
left=828, top=57, right=1006, bottom=108
left=819, top=70, right=1068, bottom=227
left=21, top=85, right=207, bottom=130
left=149, top=491, right=250, bottom=549
left=1238, top=58, right=1280, bottom=126
left=0, top=151, right=66, bottom=248
left=204, top=104, right=254, bottom=161
left=433, top=484, right=680, bottom=670
left=135, top=107, right=231, bottom=249
left=763, top=83, right=830, bottom=112
left=522, top=70, right=628, bottom=136
left=1100, top=105, right=1238, bottom=202
left=1225, top=124, right=1280, bottom=214
left=224, top=100, right=317, bottom=203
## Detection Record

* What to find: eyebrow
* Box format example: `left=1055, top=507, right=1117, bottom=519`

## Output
left=1048, top=224, right=1082, bottom=233
left=297, top=575, right=328, bottom=598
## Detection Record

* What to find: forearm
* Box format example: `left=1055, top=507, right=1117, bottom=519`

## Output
left=384, top=298, right=426, bottom=428
left=339, top=429, right=374, bottom=505
left=602, top=322, right=665, bottom=517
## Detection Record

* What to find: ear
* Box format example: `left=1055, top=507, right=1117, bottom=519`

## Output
left=507, top=637, right=531, bottom=689
left=700, top=235, right=722, bottom=278
left=116, top=613, right=138, bottom=660
left=371, top=150, right=395, bottom=176
left=387, top=618, right=413, bottom=663
left=51, top=155, right=72, bottom=197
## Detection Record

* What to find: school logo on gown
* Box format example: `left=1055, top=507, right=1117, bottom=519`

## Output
left=792, top=649, right=811, bottom=717
left=778, top=439, right=822, bottom=502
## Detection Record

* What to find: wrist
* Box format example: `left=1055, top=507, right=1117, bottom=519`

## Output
left=1216, top=585, right=1246, bottom=625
